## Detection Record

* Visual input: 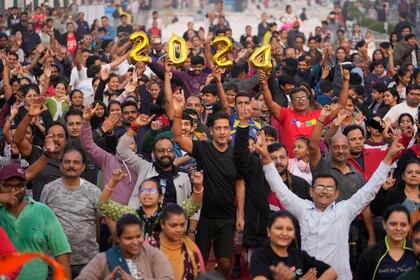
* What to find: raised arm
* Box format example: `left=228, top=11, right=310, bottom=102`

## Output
left=387, top=48, right=396, bottom=76
left=116, top=114, right=154, bottom=172
left=24, top=134, right=56, bottom=181
left=233, top=104, right=259, bottom=179
left=97, top=169, right=137, bottom=222
left=259, top=71, right=281, bottom=120
left=81, top=106, right=114, bottom=168
left=2, top=104, right=20, bottom=144
left=94, top=67, right=109, bottom=102
left=108, top=52, right=129, bottom=70
left=172, top=94, right=193, bottom=154
left=324, top=108, right=348, bottom=145
left=13, top=100, right=45, bottom=157
left=310, top=105, right=336, bottom=167
left=1, top=54, right=12, bottom=100
left=24, top=44, right=44, bottom=73
left=212, top=67, right=230, bottom=114
left=190, top=171, right=204, bottom=206
left=336, top=66, right=350, bottom=107
left=345, top=140, right=404, bottom=219
left=40, top=64, right=51, bottom=97
left=256, top=131, right=308, bottom=219
left=204, top=36, right=214, bottom=68
left=163, top=60, right=174, bottom=120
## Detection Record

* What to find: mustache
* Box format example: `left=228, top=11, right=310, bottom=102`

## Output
left=65, top=168, right=77, bottom=172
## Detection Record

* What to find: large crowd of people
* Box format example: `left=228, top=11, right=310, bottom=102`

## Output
left=0, top=0, right=419, bottom=280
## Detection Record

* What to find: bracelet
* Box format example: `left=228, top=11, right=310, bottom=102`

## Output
left=317, top=119, right=326, bottom=125
left=188, top=229, right=197, bottom=234
left=130, top=122, right=139, bottom=133
left=104, top=185, right=115, bottom=192
left=193, top=186, right=204, bottom=194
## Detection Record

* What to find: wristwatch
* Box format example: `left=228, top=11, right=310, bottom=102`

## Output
left=43, top=147, right=51, bottom=157
left=187, top=229, right=197, bottom=235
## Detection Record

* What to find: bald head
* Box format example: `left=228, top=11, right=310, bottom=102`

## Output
left=331, top=134, right=348, bottom=145
left=330, top=134, right=349, bottom=163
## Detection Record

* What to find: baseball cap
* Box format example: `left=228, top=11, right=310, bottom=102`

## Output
left=0, top=163, right=26, bottom=181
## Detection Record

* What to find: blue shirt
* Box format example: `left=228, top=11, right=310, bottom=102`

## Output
left=101, top=25, right=116, bottom=41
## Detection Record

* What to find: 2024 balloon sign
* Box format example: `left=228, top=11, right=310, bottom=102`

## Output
left=128, top=32, right=272, bottom=74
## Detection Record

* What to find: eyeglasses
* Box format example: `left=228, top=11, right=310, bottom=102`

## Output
left=155, top=148, right=174, bottom=154
left=313, top=185, right=336, bottom=192
left=1, top=182, right=26, bottom=189
left=140, top=188, right=159, bottom=194
left=292, top=96, right=308, bottom=102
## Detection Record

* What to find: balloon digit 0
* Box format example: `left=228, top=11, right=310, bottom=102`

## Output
left=167, top=35, right=188, bottom=67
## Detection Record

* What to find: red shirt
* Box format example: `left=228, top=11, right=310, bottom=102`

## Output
left=67, top=34, right=77, bottom=56
left=274, top=108, right=321, bottom=157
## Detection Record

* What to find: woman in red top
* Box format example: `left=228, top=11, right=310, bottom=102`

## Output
left=32, top=7, right=46, bottom=33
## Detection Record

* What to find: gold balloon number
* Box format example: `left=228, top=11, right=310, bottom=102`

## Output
left=211, top=36, right=233, bottom=69
left=167, top=35, right=188, bottom=67
left=249, top=45, right=272, bottom=73
left=129, top=32, right=150, bottom=65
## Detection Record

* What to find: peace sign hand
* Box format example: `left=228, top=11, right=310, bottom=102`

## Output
left=383, top=170, right=396, bottom=190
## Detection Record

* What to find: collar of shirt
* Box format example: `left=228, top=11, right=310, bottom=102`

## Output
left=306, top=201, right=337, bottom=212
left=330, top=162, right=357, bottom=175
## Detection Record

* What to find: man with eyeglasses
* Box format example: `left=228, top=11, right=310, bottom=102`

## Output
left=117, top=114, right=193, bottom=209
left=0, top=163, right=71, bottom=279
left=257, top=127, right=404, bottom=280
left=260, top=67, right=350, bottom=157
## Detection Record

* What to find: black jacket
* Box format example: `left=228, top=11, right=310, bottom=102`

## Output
left=234, top=127, right=310, bottom=247
left=234, top=126, right=271, bottom=248
left=355, top=237, right=415, bottom=280
left=370, top=185, right=407, bottom=217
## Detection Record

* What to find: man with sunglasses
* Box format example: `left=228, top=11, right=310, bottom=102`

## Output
left=0, top=163, right=71, bottom=279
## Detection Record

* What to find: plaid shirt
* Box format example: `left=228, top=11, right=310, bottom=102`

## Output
left=349, top=32, right=364, bottom=49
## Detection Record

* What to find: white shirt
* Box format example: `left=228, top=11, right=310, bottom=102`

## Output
left=76, top=78, right=94, bottom=107
left=383, top=101, right=418, bottom=123
left=263, top=161, right=390, bottom=280
left=70, top=66, right=87, bottom=89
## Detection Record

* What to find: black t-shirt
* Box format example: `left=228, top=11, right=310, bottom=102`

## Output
left=117, top=24, right=134, bottom=36
left=375, top=252, right=417, bottom=280
left=250, top=244, right=330, bottom=279
left=157, top=171, right=177, bottom=205
left=192, top=140, right=237, bottom=219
